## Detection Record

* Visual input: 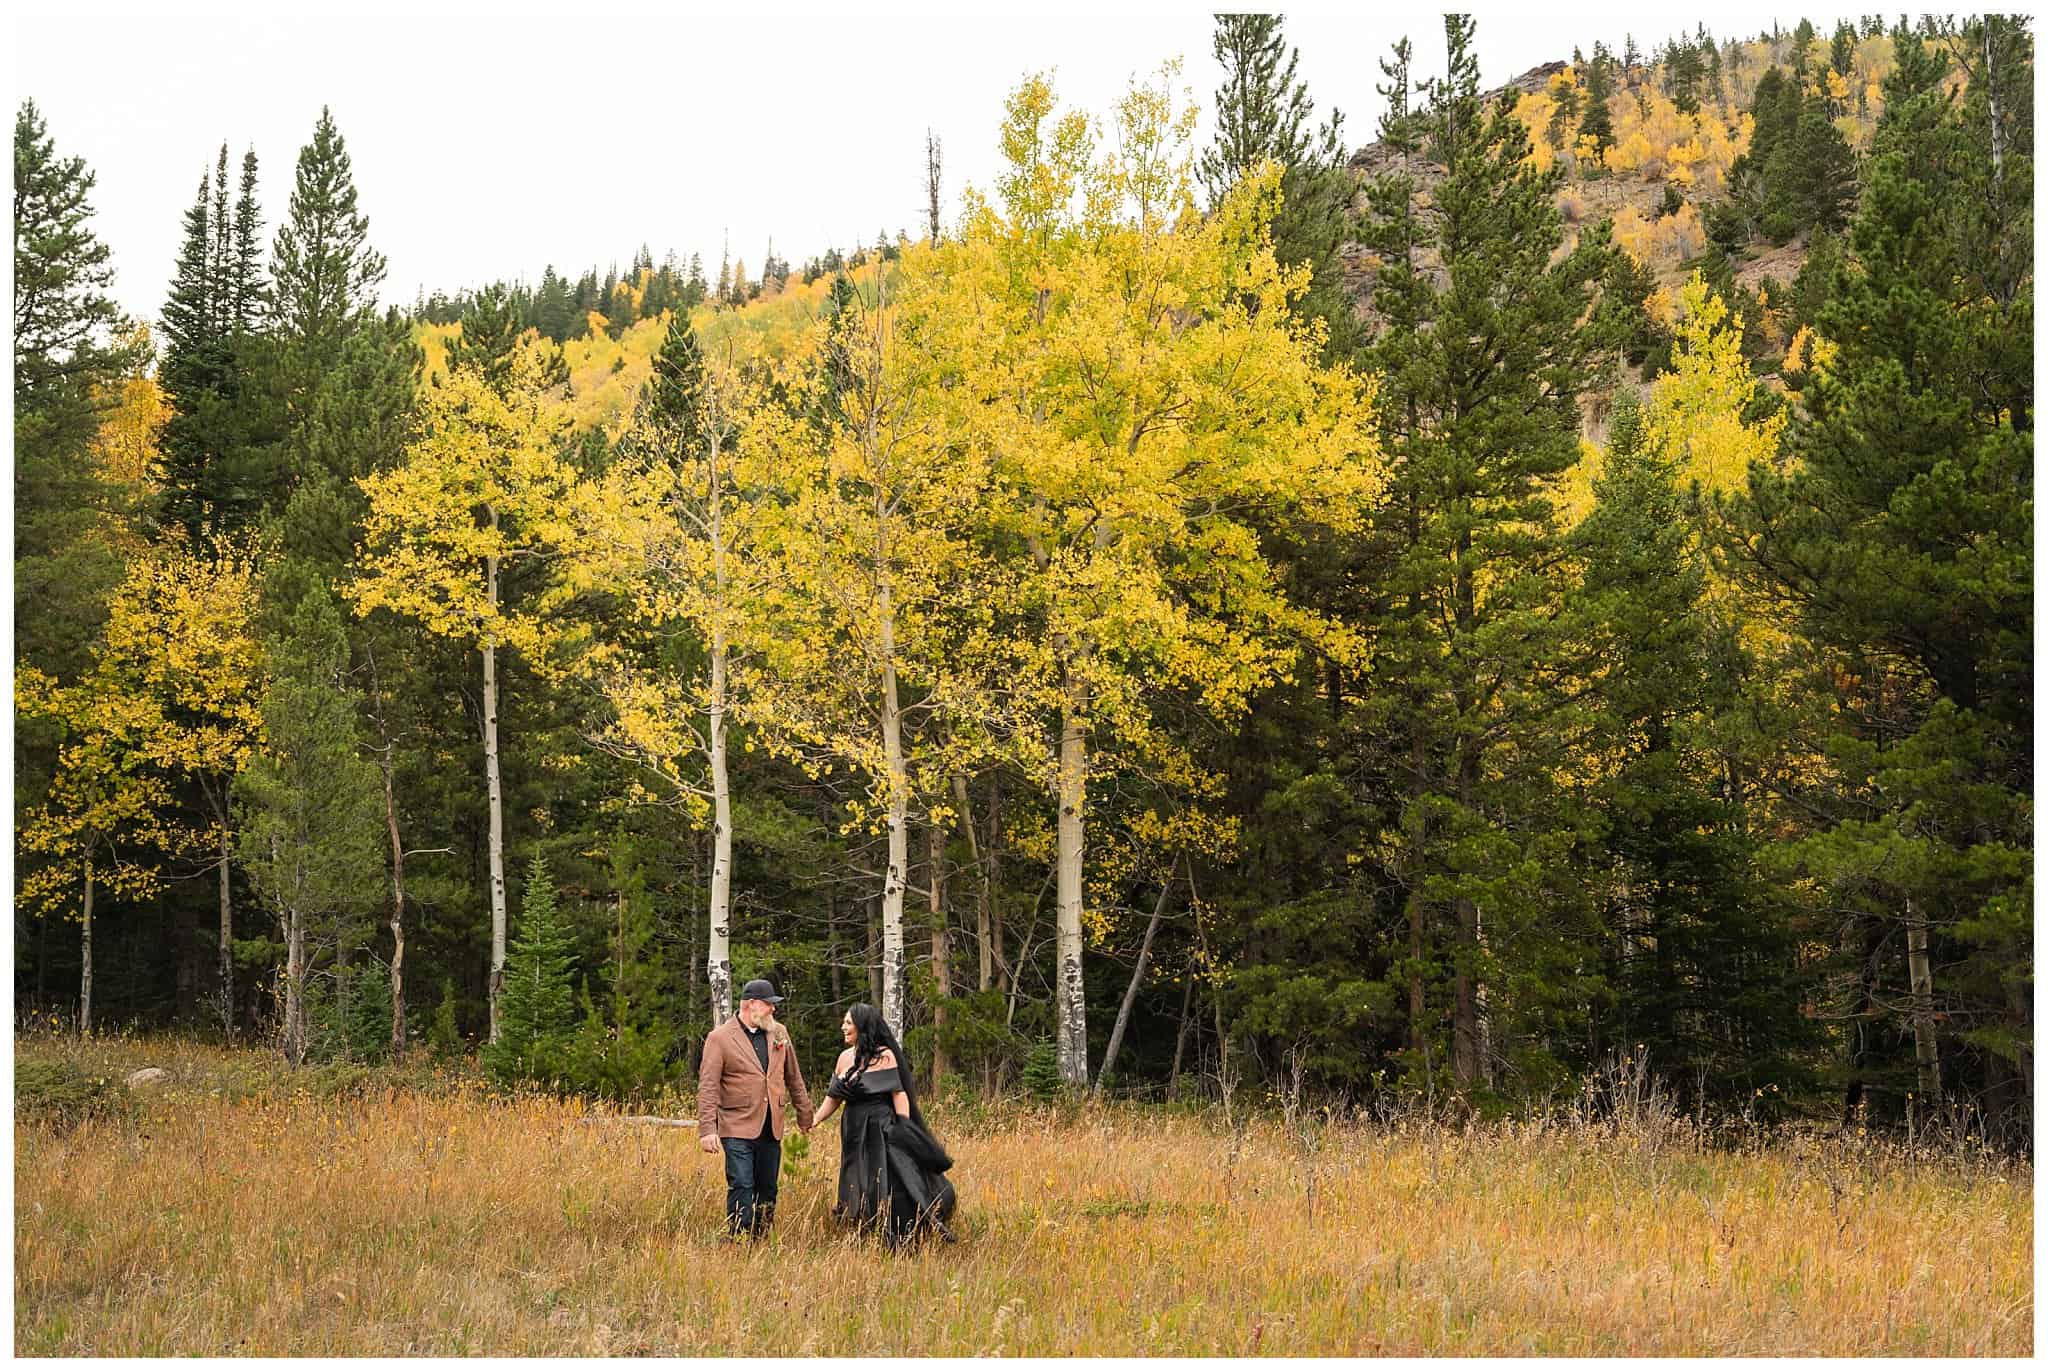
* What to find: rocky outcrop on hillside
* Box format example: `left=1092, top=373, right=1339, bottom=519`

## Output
left=1335, top=60, right=1810, bottom=378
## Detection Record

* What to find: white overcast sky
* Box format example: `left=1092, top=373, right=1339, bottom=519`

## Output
left=15, top=2, right=1845, bottom=324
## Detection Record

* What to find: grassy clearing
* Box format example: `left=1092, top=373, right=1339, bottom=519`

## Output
left=13, top=1035, right=2032, bottom=1356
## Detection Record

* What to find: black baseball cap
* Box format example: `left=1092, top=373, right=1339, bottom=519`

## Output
left=739, top=979, right=784, bottom=1005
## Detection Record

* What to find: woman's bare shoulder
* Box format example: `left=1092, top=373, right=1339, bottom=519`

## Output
left=836, top=1047, right=856, bottom=1069
left=872, top=1048, right=898, bottom=1070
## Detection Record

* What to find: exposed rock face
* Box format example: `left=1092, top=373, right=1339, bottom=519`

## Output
left=1344, top=61, right=1569, bottom=178
left=1334, top=58, right=1810, bottom=389
left=1337, top=64, right=1579, bottom=330
left=125, top=1067, right=170, bottom=1090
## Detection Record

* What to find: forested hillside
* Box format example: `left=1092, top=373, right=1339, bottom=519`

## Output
left=13, top=15, right=2032, bottom=1144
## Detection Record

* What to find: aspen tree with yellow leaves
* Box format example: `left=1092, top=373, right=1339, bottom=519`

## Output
left=352, top=351, right=577, bottom=1043
left=96, top=546, right=267, bottom=1036
left=741, top=271, right=1036, bottom=1042
left=921, top=66, right=1382, bottom=1084
left=567, top=316, right=766, bottom=1027
left=16, top=666, right=181, bottom=1035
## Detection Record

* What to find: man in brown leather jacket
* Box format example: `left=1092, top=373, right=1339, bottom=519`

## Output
left=697, top=979, right=814, bottom=1238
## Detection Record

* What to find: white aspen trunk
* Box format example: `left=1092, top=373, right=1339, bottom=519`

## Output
left=705, top=465, right=735, bottom=1028
left=1095, top=870, right=1172, bottom=1096
left=1054, top=662, right=1090, bottom=1086
left=988, top=773, right=1007, bottom=995
left=383, top=739, right=407, bottom=1058
left=1985, top=24, right=2006, bottom=194
left=1906, top=896, right=1940, bottom=1104
left=285, top=904, right=306, bottom=1067
left=217, top=800, right=234, bottom=1040
left=868, top=893, right=884, bottom=1009
left=79, top=857, right=94, bottom=1037
left=366, top=646, right=407, bottom=1057
left=1168, top=970, right=1195, bottom=1095
left=878, top=583, right=909, bottom=1037
left=482, top=523, right=508, bottom=1044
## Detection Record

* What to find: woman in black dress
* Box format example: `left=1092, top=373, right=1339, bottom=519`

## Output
left=811, top=1003, right=957, bottom=1247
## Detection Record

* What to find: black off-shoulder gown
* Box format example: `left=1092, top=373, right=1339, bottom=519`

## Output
left=825, top=1066, right=958, bottom=1246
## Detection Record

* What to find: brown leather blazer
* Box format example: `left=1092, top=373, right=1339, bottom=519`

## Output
left=697, top=1016, right=814, bottom=1142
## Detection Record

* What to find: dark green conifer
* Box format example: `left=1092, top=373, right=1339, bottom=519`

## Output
left=484, top=852, right=578, bottom=1085
left=1728, top=29, right=2033, bottom=1128
left=1199, top=13, right=1360, bottom=359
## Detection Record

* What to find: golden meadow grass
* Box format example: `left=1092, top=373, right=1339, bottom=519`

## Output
left=13, top=1036, right=2032, bottom=1356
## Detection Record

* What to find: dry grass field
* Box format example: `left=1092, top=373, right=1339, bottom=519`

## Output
left=13, top=1035, right=2033, bottom=1356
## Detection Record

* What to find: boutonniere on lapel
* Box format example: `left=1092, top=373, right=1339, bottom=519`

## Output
left=768, top=1024, right=792, bottom=1052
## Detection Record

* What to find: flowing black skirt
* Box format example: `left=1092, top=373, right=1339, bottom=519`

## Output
left=834, top=1099, right=957, bottom=1245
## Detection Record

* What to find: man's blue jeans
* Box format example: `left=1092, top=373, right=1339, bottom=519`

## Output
left=723, top=1125, right=781, bottom=1236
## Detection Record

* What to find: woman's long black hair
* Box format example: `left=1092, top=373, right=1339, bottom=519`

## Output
left=848, top=1002, right=929, bottom=1132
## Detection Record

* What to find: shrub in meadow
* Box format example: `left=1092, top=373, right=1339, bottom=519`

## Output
left=15, top=1057, right=132, bottom=1128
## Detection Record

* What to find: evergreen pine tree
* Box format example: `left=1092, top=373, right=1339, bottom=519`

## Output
left=271, top=108, right=386, bottom=382
left=428, top=976, right=463, bottom=1057
left=158, top=167, right=227, bottom=545
left=234, top=586, right=385, bottom=1066
left=1830, top=21, right=1857, bottom=77
left=1022, top=1040, right=1065, bottom=1101
left=1199, top=13, right=1360, bottom=359
left=1701, top=32, right=1727, bottom=108
left=1764, top=107, right=1856, bottom=239
left=13, top=100, right=147, bottom=685
left=1580, top=46, right=1616, bottom=153
left=569, top=269, right=600, bottom=336
left=485, top=851, right=578, bottom=1084
left=263, top=108, right=415, bottom=618
left=605, top=842, right=670, bottom=1043
left=1739, top=67, right=1798, bottom=172
left=1790, top=19, right=1817, bottom=74
left=1571, top=392, right=1812, bottom=1104
left=535, top=266, right=573, bottom=342
left=641, top=255, right=674, bottom=320
left=230, top=148, right=265, bottom=329
left=1665, top=36, right=1704, bottom=115
left=1546, top=72, right=1582, bottom=152
left=10, top=101, right=125, bottom=410
left=447, top=282, right=524, bottom=391
left=159, top=142, right=271, bottom=548
left=1729, top=29, right=2033, bottom=1132
left=1357, top=17, right=1617, bottom=1091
